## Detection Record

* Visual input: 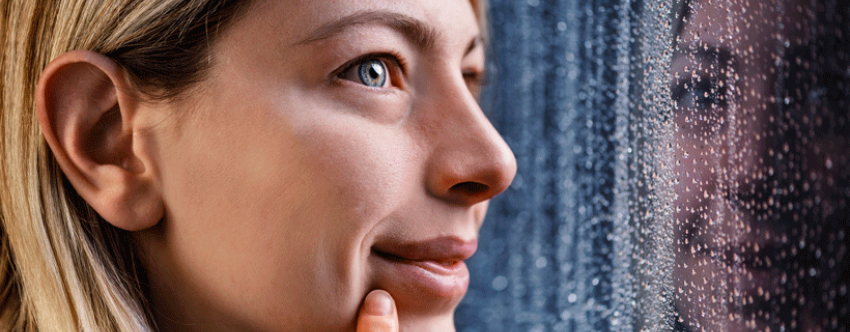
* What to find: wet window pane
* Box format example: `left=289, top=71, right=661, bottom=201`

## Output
left=456, top=0, right=849, bottom=331
left=670, top=0, right=849, bottom=330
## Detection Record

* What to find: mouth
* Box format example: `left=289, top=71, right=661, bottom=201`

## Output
left=372, top=251, right=466, bottom=273
left=370, top=237, right=477, bottom=299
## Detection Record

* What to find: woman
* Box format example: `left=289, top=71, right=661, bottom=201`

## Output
left=0, top=0, right=517, bottom=331
left=671, top=0, right=849, bottom=330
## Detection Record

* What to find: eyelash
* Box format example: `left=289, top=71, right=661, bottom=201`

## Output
left=332, top=52, right=488, bottom=95
left=463, top=69, right=487, bottom=87
left=671, top=75, right=729, bottom=110
left=333, top=52, right=407, bottom=87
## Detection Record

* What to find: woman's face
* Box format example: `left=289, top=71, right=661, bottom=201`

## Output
left=672, top=3, right=761, bottom=328
left=133, top=0, right=516, bottom=331
left=672, top=0, right=847, bottom=330
left=672, top=0, right=782, bottom=327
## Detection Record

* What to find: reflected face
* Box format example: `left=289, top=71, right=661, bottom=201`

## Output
left=672, top=0, right=849, bottom=331
left=672, top=1, right=776, bottom=327
left=133, top=0, right=517, bottom=331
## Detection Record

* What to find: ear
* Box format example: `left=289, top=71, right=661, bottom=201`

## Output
left=36, top=50, right=164, bottom=231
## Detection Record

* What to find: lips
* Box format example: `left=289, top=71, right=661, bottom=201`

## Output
left=370, top=237, right=477, bottom=302
left=372, top=237, right=477, bottom=265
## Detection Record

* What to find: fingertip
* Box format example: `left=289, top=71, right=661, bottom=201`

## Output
left=362, top=290, right=394, bottom=317
left=356, top=289, right=398, bottom=332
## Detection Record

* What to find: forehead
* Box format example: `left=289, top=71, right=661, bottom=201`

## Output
left=675, top=0, right=817, bottom=80
left=245, top=0, right=481, bottom=43
left=680, top=0, right=783, bottom=50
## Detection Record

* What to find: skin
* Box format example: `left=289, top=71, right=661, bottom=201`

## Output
left=672, top=2, right=785, bottom=328
left=357, top=290, right=400, bottom=332
left=36, top=0, right=516, bottom=331
left=672, top=0, right=846, bottom=330
left=672, top=0, right=788, bottom=329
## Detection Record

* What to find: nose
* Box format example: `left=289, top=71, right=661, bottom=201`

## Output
left=421, top=77, right=517, bottom=206
left=729, top=84, right=805, bottom=233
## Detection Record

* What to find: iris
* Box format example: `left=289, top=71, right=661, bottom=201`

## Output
left=357, top=59, right=387, bottom=87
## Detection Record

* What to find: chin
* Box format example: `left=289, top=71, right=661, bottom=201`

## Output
left=398, top=313, right=458, bottom=332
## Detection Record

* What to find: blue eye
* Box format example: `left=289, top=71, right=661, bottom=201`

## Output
left=356, top=59, right=387, bottom=87
left=336, top=54, right=405, bottom=89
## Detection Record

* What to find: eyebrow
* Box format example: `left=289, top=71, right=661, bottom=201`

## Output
left=295, top=11, right=439, bottom=52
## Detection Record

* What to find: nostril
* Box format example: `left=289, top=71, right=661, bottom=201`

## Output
left=450, top=181, right=489, bottom=196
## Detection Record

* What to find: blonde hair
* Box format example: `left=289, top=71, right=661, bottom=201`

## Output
left=0, top=0, right=253, bottom=330
left=0, top=0, right=486, bottom=331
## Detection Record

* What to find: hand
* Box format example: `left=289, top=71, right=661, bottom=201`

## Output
left=356, top=290, right=399, bottom=332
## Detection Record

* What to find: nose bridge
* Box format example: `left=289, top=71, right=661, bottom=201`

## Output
left=714, top=79, right=773, bottom=183
left=719, top=85, right=787, bottom=211
left=420, top=72, right=517, bottom=206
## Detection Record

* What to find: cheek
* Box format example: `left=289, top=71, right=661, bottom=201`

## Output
left=673, top=137, right=715, bottom=208
left=292, top=115, right=421, bottom=219
left=154, top=100, right=347, bottom=322
left=152, top=90, right=423, bottom=329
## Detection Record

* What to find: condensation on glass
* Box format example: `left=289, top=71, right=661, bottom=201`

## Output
left=455, top=0, right=849, bottom=331
left=670, top=0, right=848, bottom=331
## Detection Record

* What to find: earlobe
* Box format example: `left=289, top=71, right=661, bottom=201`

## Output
left=37, top=50, right=164, bottom=231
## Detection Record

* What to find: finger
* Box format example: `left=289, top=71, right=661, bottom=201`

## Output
left=356, top=289, right=398, bottom=332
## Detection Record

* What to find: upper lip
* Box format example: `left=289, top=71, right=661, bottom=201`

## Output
left=371, top=237, right=477, bottom=263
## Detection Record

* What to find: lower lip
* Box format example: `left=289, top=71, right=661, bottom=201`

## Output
left=371, top=252, right=470, bottom=298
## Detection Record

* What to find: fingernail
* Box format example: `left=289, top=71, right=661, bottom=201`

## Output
left=364, top=290, right=393, bottom=316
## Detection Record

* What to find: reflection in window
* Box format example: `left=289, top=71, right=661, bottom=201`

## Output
left=672, top=0, right=849, bottom=331
left=456, top=0, right=848, bottom=331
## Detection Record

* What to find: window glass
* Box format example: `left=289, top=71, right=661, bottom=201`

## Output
left=671, top=0, right=849, bottom=331
left=456, top=1, right=848, bottom=331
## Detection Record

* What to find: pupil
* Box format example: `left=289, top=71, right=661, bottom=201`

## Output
left=359, top=60, right=385, bottom=87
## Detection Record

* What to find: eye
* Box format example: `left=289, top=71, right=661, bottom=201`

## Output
left=673, top=76, right=725, bottom=110
left=340, top=58, right=389, bottom=88
left=463, top=69, right=487, bottom=99
left=672, top=75, right=729, bottom=136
